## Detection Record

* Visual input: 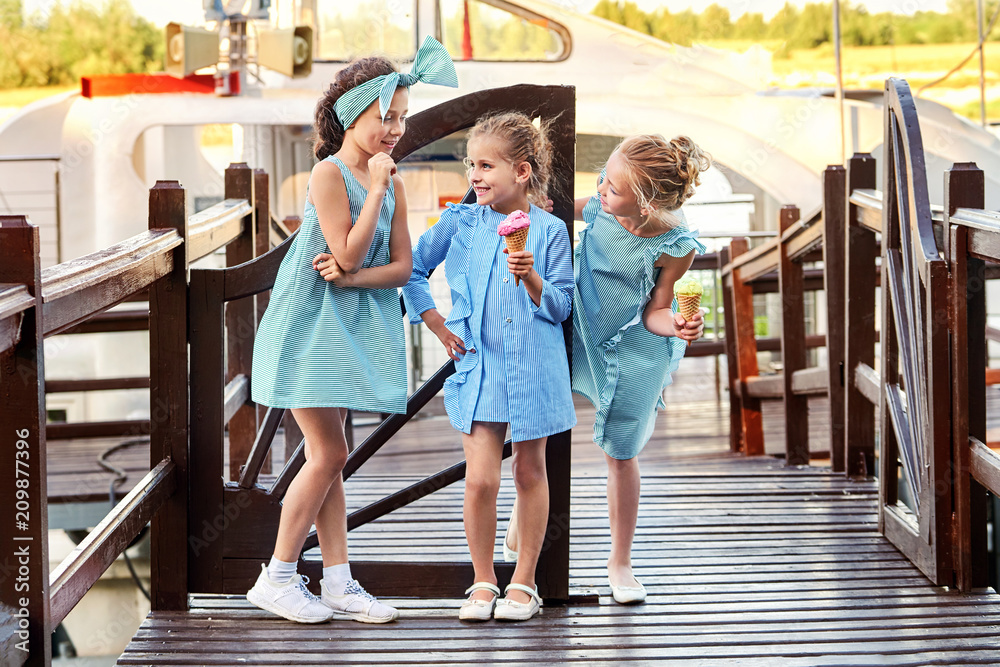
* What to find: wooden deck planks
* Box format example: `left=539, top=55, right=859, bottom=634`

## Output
left=118, top=453, right=1000, bottom=665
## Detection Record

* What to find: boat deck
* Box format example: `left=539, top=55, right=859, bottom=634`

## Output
left=109, top=359, right=1000, bottom=665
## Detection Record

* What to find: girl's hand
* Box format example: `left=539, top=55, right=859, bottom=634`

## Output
left=368, top=153, right=397, bottom=192
left=674, top=309, right=705, bottom=342
left=422, top=309, right=473, bottom=361
left=435, top=326, right=469, bottom=362
left=313, top=252, right=349, bottom=285
left=503, top=248, right=536, bottom=282
left=542, top=198, right=554, bottom=213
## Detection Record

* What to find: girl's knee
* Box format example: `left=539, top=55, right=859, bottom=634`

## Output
left=465, top=473, right=501, bottom=501
left=306, top=447, right=348, bottom=477
left=513, top=463, right=547, bottom=493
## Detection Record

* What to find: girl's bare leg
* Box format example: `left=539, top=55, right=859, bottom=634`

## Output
left=272, top=407, right=350, bottom=564
left=606, top=452, right=641, bottom=588
left=462, top=422, right=506, bottom=602
left=507, top=437, right=548, bottom=603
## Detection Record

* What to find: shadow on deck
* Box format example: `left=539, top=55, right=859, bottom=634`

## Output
left=116, top=359, right=1000, bottom=665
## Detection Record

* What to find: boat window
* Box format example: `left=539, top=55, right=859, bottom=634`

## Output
left=311, top=0, right=417, bottom=61
left=438, top=0, right=569, bottom=62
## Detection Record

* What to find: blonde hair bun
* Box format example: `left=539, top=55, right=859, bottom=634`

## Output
left=615, top=134, right=712, bottom=231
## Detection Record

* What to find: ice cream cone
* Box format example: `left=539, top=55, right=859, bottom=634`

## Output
left=675, top=291, right=702, bottom=347
left=677, top=293, right=701, bottom=321
left=503, top=226, right=530, bottom=286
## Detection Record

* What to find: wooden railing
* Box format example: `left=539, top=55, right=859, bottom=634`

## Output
left=0, top=163, right=266, bottom=665
left=721, top=203, right=831, bottom=465
left=721, top=77, right=1000, bottom=589
left=947, top=163, right=997, bottom=591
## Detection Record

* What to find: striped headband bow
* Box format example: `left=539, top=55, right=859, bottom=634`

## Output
left=333, top=36, right=459, bottom=129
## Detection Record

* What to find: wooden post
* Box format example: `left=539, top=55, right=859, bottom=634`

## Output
left=822, top=165, right=847, bottom=473
left=843, top=153, right=877, bottom=478
left=946, top=163, right=987, bottom=591
left=730, top=238, right=764, bottom=456
left=147, top=182, right=190, bottom=610
left=0, top=216, right=51, bottom=666
left=534, top=86, right=575, bottom=601
left=778, top=205, right=808, bottom=465
left=253, top=168, right=272, bottom=474
left=225, top=163, right=258, bottom=480
left=720, top=247, right=742, bottom=453
left=188, top=267, right=227, bottom=593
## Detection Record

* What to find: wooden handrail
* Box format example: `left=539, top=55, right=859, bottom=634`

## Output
left=39, top=229, right=181, bottom=336
left=48, top=458, right=176, bottom=627
left=0, top=284, right=33, bottom=321
left=0, top=285, right=32, bottom=354
left=186, top=198, right=253, bottom=263
left=850, top=188, right=883, bottom=233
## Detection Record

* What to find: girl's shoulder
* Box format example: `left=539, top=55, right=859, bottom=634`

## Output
left=441, top=201, right=481, bottom=222
left=312, top=155, right=343, bottom=176
left=434, top=202, right=482, bottom=233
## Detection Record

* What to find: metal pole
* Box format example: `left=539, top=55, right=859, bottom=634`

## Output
left=833, top=0, right=846, bottom=163
left=979, top=0, right=987, bottom=127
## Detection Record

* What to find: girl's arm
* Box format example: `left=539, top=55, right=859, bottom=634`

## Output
left=399, top=206, right=458, bottom=322
left=399, top=208, right=468, bottom=361
left=643, top=250, right=704, bottom=340
left=312, top=154, right=397, bottom=273
left=316, top=175, right=412, bottom=288
left=507, top=221, right=573, bottom=322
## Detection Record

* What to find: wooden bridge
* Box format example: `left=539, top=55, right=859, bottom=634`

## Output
left=4, top=80, right=1000, bottom=665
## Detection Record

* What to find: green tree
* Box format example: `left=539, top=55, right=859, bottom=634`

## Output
left=767, top=3, right=801, bottom=41
left=592, top=0, right=623, bottom=25
left=946, top=0, right=1000, bottom=41
left=621, top=1, right=650, bottom=34
left=791, top=2, right=831, bottom=48
left=700, top=3, right=732, bottom=40
left=732, top=12, right=766, bottom=40
left=0, top=0, right=162, bottom=88
left=0, top=0, right=22, bottom=28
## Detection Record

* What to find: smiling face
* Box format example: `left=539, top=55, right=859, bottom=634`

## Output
left=346, top=86, right=408, bottom=157
left=597, top=150, right=644, bottom=220
left=465, top=136, right=531, bottom=215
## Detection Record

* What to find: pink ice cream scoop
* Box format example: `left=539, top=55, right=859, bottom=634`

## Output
left=497, top=209, right=531, bottom=236
left=497, top=210, right=531, bottom=286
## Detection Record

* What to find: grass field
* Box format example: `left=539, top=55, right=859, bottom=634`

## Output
left=0, top=85, right=75, bottom=109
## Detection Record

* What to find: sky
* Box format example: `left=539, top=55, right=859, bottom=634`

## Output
left=22, top=0, right=954, bottom=26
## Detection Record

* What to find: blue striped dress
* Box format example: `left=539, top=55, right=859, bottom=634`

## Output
left=402, top=203, right=576, bottom=442
left=251, top=156, right=407, bottom=413
left=572, top=187, right=706, bottom=460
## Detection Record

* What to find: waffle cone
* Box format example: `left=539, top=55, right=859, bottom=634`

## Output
left=503, top=226, right=530, bottom=286
left=677, top=293, right=701, bottom=321
left=677, top=293, right=701, bottom=347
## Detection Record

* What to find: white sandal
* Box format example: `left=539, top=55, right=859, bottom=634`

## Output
left=608, top=575, right=646, bottom=604
left=503, top=499, right=518, bottom=562
left=503, top=523, right=518, bottom=563
left=458, top=582, right=500, bottom=621
left=493, top=583, right=542, bottom=621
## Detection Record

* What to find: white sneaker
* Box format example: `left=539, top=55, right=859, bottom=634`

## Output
left=321, top=579, right=399, bottom=623
left=246, top=564, right=334, bottom=623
